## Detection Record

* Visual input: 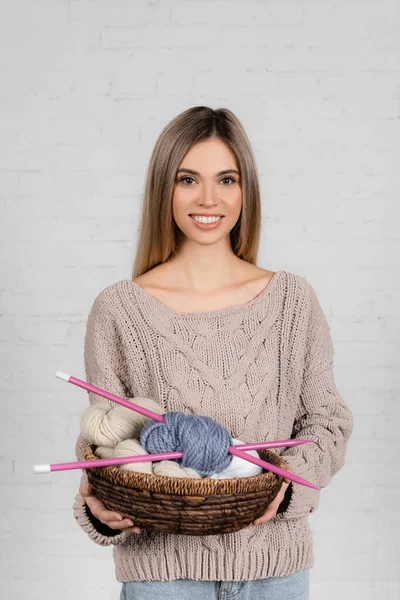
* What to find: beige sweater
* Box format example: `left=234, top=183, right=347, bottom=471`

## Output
left=73, top=269, right=354, bottom=582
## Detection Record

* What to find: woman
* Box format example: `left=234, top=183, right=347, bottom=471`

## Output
left=73, top=106, right=354, bottom=599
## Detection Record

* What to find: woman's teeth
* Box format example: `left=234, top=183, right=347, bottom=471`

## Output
left=191, top=215, right=222, bottom=223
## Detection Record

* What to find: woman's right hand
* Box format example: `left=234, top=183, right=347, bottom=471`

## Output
left=79, top=483, right=142, bottom=534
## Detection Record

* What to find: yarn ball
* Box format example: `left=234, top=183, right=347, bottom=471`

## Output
left=113, top=439, right=152, bottom=473
left=153, top=460, right=201, bottom=479
left=140, top=411, right=233, bottom=477
left=94, top=440, right=151, bottom=473
left=208, top=438, right=263, bottom=479
left=80, top=396, right=165, bottom=447
left=94, top=446, right=115, bottom=459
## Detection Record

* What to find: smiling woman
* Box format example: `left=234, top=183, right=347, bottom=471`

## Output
left=72, top=106, right=354, bottom=600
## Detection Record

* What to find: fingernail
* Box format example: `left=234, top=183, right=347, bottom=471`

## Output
left=133, top=527, right=141, bottom=534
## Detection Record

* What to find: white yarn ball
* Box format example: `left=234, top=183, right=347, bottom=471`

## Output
left=153, top=460, right=201, bottom=479
left=80, top=396, right=164, bottom=447
left=94, top=446, right=115, bottom=459
left=208, top=438, right=263, bottom=479
left=114, top=439, right=152, bottom=473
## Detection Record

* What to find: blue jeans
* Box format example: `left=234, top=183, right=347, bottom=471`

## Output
left=120, top=569, right=310, bottom=599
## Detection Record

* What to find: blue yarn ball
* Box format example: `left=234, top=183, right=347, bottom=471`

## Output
left=140, top=412, right=233, bottom=477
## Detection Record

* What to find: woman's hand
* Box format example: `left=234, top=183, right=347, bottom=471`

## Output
left=79, top=483, right=142, bottom=534
left=251, top=476, right=291, bottom=526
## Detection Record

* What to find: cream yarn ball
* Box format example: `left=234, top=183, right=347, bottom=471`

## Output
left=153, top=460, right=201, bottom=478
left=94, top=446, right=115, bottom=459
left=80, top=396, right=164, bottom=447
left=93, top=440, right=151, bottom=472
left=113, top=439, right=152, bottom=473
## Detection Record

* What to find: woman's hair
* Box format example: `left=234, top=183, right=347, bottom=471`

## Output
left=132, top=106, right=262, bottom=279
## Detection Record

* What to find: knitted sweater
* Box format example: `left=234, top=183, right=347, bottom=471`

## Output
left=73, top=269, right=354, bottom=582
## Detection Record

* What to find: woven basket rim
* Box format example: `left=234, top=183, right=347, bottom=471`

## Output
left=84, top=445, right=288, bottom=496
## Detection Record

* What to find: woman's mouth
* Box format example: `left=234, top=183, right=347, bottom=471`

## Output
left=189, top=215, right=225, bottom=230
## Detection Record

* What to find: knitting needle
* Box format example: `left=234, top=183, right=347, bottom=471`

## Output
left=229, top=447, right=320, bottom=489
left=33, top=441, right=311, bottom=473
left=56, top=372, right=165, bottom=423
left=55, top=371, right=320, bottom=490
left=32, top=439, right=309, bottom=473
left=236, top=440, right=310, bottom=450
left=33, top=446, right=314, bottom=489
left=33, top=441, right=319, bottom=488
left=34, top=451, right=183, bottom=473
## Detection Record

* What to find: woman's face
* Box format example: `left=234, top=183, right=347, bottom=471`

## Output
left=172, top=138, right=242, bottom=245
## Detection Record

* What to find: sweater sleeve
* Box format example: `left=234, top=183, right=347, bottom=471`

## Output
left=72, top=289, right=132, bottom=546
left=73, top=436, right=130, bottom=546
left=274, top=278, right=354, bottom=521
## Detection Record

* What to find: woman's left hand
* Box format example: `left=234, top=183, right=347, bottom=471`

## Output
left=251, top=476, right=291, bottom=526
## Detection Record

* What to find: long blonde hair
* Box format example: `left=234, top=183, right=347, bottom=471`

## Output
left=132, top=106, right=262, bottom=279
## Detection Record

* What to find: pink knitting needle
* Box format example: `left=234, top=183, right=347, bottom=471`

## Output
left=34, top=446, right=318, bottom=493
left=55, top=371, right=320, bottom=490
left=33, top=440, right=310, bottom=474
left=34, top=451, right=183, bottom=473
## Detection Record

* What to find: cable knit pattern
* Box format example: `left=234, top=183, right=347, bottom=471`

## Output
left=73, top=269, right=354, bottom=582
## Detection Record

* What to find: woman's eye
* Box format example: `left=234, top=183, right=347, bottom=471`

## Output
left=180, top=176, right=195, bottom=184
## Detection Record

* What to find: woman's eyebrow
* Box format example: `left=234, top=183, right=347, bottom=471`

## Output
left=176, top=168, right=240, bottom=177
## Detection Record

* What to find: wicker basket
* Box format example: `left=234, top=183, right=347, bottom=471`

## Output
left=84, top=444, right=289, bottom=535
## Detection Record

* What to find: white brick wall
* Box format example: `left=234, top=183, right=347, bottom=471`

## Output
left=1, top=0, right=399, bottom=598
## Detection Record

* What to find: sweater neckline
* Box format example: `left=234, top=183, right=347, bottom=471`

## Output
left=125, top=269, right=285, bottom=318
